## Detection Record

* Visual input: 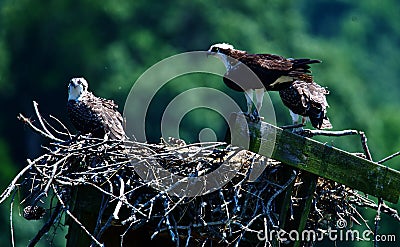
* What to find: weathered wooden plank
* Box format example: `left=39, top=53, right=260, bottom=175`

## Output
left=229, top=113, right=400, bottom=204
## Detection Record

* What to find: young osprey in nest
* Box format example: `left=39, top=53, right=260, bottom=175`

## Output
left=67, top=77, right=126, bottom=140
left=207, top=43, right=322, bottom=122
left=279, top=77, right=332, bottom=130
left=207, top=43, right=331, bottom=129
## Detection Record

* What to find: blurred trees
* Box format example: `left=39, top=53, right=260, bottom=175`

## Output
left=0, top=0, right=399, bottom=246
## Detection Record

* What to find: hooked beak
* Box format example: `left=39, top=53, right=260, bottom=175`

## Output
left=206, top=50, right=216, bottom=58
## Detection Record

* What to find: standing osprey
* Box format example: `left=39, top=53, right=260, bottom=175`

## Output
left=279, top=77, right=332, bottom=130
left=207, top=43, right=321, bottom=121
left=67, top=77, right=126, bottom=140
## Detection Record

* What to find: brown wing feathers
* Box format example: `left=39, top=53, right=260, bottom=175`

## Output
left=87, top=93, right=126, bottom=140
left=225, top=51, right=321, bottom=91
left=279, top=80, right=332, bottom=129
left=213, top=44, right=331, bottom=129
left=67, top=92, right=126, bottom=140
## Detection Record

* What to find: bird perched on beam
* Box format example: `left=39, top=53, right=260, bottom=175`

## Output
left=67, top=77, right=127, bottom=140
left=207, top=43, right=321, bottom=121
left=279, top=76, right=332, bottom=130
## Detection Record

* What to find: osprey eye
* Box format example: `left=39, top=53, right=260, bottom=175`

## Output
left=77, top=80, right=82, bottom=85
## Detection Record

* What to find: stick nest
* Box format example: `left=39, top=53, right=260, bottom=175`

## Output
left=1, top=102, right=398, bottom=247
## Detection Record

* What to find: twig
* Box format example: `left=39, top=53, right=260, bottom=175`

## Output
left=185, top=226, right=192, bottom=247
left=113, top=175, right=125, bottom=220
left=33, top=101, right=63, bottom=141
left=94, top=215, right=113, bottom=247
left=0, top=160, right=35, bottom=204
left=10, top=191, right=16, bottom=247
left=83, top=180, right=146, bottom=217
left=302, top=129, right=373, bottom=162
left=359, top=131, right=372, bottom=161
left=266, top=170, right=297, bottom=227
left=49, top=115, right=72, bottom=139
left=349, top=195, right=400, bottom=222
left=93, top=196, right=114, bottom=246
left=373, top=198, right=383, bottom=247
left=377, top=150, right=400, bottom=164
left=219, top=190, right=230, bottom=220
left=17, top=113, right=63, bottom=142
left=263, top=217, right=269, bottom=247
left=33, top=155, right=69, bottom=204
left=164, top=194, right=186, bottom=216
left=301, top=129, right=359, bottom=137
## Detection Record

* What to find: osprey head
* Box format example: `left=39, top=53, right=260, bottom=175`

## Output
left=207, top=43, right=236, bottom=70
left=207, top=43, right=234, bottom=56
left=68, top=77, right=88, bottom=101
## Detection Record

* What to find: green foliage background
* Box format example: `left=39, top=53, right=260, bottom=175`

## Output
left=0, top=0, right=399, bottom=246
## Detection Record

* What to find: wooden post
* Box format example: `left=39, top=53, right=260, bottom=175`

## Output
left=227, top=113, right=319, bottom=246
left=228, top=113, right=400, bottom=203
left=227, top=112, right=400, bottom=246
left=286, top=173, right=318, bottom=247
left=66, top=186, right=102, bottom=246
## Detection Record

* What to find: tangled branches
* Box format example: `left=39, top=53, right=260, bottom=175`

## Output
left=1, top=102, right=399, bottom=247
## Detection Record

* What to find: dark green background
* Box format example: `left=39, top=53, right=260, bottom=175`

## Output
left=0, top=0, right=399, bottom=246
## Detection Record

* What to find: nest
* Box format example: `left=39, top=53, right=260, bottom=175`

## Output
left=1, top=102, right=399, bottom=247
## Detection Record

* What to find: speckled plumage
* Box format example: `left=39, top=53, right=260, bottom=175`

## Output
left=279, top=80, right=332, bottom=129
left=67, top=78, right=126, bottom=140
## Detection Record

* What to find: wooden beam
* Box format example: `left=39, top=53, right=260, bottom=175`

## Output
left=229, top=113, right=400, bottom=204
left=290, top=173, right=318, bottom=247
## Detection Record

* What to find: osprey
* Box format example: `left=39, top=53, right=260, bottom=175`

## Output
left=207, top=43, right=321, bottom=121
left=67, top=77, right=126, bottom=140
left=279, top=78, right=332, bottom=130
